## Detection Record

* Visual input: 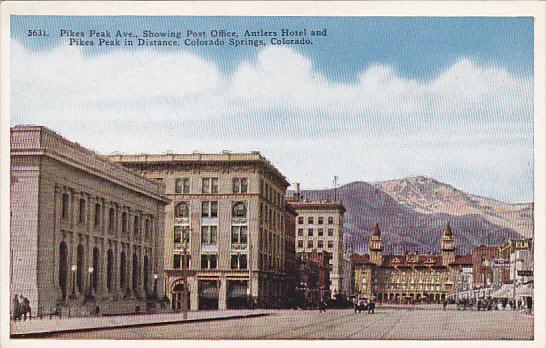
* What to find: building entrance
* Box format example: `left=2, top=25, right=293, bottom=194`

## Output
left=227, top=280, right=248, bottom=309
left=171, top=283, right=190, bottom=311
left=199, top=280, right=219, bottom=310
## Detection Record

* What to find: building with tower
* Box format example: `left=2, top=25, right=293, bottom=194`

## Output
left=352, top=223, right=470, bottom=304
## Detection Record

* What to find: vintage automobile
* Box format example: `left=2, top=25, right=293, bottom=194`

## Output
left=353, top=296, right=375, bottom=314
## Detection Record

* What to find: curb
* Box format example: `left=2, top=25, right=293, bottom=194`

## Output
left=11, top=313, right=270, bottom=338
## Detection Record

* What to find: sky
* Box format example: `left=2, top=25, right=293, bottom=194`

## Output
left=10, top=16, right=534, bottom=203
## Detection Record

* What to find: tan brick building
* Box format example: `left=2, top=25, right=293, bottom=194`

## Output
left=286, top=199, right=346, bottom=298
left=109, top=152, right=292, bottom=309
left=10, top=126, right=169, bottom=317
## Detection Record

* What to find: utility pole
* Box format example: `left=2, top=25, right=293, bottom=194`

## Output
left=333, top=176, right=339, bottom=202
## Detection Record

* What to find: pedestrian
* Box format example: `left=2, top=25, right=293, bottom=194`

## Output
left=442, top=299, right=447, bottom=311
left=12, top=294, right=21, bottom=321
left=22, top=296, right=31, bottom=320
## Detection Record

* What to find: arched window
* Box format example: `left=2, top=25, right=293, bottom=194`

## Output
left=232, top=202, right=247, bottom=218
left=132, top=253, right=139, bottom=291
left=108, top=208, right=115, bottom=231
left=92, top=247, right=100, bottom=292
left=143, top=255, right=149, bottom=294
left=107, top=249, right=114, bottom=292
left=59, top=242, right=68, bottom=301
left=76, top=245, right=84, bottom=293
left=175, top=202, right=189, bottom=218
left=120, top=251, right=126, bottom=289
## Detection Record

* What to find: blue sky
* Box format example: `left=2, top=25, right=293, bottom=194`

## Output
left=10, top=16, right=534, bottom=202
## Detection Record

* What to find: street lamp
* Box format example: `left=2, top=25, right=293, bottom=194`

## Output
left=85, top=266, right=94, bottom=303
left=69, top=265, right=78, bottom=299
left=153, top=273, right=159, bottom=300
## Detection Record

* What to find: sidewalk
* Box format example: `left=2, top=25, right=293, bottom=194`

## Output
left=10, top=309, right=271, bottom=338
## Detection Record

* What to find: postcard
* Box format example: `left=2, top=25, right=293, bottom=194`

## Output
left=1, top=1, right=544, bottom=347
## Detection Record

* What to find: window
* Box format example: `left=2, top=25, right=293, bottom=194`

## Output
left=201, top=226, right=217, bottom=245
left=328, top=240, right=334, bottom=249
left=201, top=254, right=217, bottom=269
left=173, top=254, right=181, bottom=269
left=79, top=199, right=86, bottom=223
left=328, top=228, right=334, bottom=236
left=121, top=212, right=128, bottom=233
left=232, top=202, right=247, bottom=218
left=232, top=178, right=249, bottom=193
left=297, top=228, right=304, bottom=236
left=297, top=240, right=304, bottom=248
left=145, top=219, right=150, bottom=237
left=231, top=254, right=248, bottom=269
left=307, top=241, right=313, bottom=248
left=202, top=201, right=218, bottom=218
left=174, top=226, right=182, bottom=244
left=318, top=216, right=324, bottom=225
left=308, top=217, right=314, bottom=224
left=318, top=240, right=324, bottom=249
left=61, top=193, right=69, bottom=219
left=308, top=228, right=313, bottom=237
left=328, top=216, right=334, bottom=224
left=318, top=229, right=324, bottom=237
left=231, top=226, right=248, bottom=245
left=175, top=202, right=189, bottom=218
left=133, top=215, right=140, bottom=234
left=176, top=178, right=190, bottom=194
left=108, top=208, right=115, bottom=231
left=94, top=203, right=101, bottom=227
left=298, top=217, right=304, bottom=224
left=202, top=177, right=219, bottom=194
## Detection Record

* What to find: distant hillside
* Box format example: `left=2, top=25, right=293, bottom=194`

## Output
left=297, top=176, right=532, bottom=255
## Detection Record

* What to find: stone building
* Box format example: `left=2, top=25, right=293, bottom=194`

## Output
left=286, top=198, right=346, bottom=298
left=108, top=152, right=292, bottom=309
left=10, top=126, right=169, bottom=317
left=352, top=223, right=471, bottom=304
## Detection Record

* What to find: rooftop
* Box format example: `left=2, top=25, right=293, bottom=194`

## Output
left=108, top=152, right=290, bottom=188
left=11, top=125, right=169, bottom=203
left=287, top=200, right=346, bottom=213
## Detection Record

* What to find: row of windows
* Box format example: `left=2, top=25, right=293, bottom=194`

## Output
left=297, top=228, right=335, bottom=237
left=297, top=240, right=334, bottom=249
left=297, top=216, right=335, bottom=225
left=173, top=226, right=248, bottom=247
left=61, top=193, right=153, bottom=237
left=171, top=254, right=248, bottom=270
left=174, top=177, right=249, bottom=194
left=260, top=179, right=283, bottom=209
left=174, top=201, right=247, bottom=219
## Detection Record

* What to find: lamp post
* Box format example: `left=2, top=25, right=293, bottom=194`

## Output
left=85, top=266, right=94, bottom=303
left=512, top=257, right=524, bottom=305
left=69, top=265, right=77, bottom=299
left=181, top=238, right=190, bottom=320
left=153, top=273, right=159, bottom=300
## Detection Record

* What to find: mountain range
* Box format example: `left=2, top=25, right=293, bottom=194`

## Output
left=296, top=176, right=533, bottom=255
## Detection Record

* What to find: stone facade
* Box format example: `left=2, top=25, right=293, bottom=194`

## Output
left=352, top=223, right=470, bottom=304
left=10, top=126, right=169, bottom=317
left=286, top=200, right=346, bottom=298
left=108, top=152, right=292, bottom=309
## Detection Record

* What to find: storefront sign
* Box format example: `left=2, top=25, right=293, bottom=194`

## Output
left=518, top=270, right=533, bottom=277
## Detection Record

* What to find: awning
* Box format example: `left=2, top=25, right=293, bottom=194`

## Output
left=517, top=285, right=533, bottom=297
left=491, top=284, right=513, bottom=298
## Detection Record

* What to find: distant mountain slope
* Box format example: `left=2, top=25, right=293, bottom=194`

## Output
left=298, top=176, right=532, bottom=255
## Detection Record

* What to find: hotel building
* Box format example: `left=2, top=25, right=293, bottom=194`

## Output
left=109, top=152, right=292, bottom=309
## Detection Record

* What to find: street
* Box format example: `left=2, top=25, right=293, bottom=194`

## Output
left=48, top=307, right=533, bottom=340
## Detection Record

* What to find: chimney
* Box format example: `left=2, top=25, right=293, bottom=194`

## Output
left=295, top=182, right=301, bottom=201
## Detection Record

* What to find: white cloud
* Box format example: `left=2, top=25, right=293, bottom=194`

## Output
left=10, top=41, right=533, bottom=202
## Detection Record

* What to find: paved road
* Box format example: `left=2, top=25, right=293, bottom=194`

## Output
left=49, top=307, right=533, bottom=340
